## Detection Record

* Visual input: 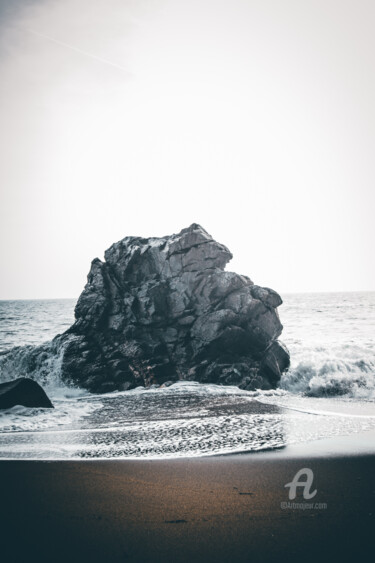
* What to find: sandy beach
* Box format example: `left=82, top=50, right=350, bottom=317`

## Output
left=1, top=437, right=374, bottom=563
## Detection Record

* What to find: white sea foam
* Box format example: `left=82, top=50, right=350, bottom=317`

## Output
left=280, top=354, right=375, bottom=399
left=1, top=384, right=375, bottom=459
left=0, top=396, right=101, bottom=433
left=0, top=334, right=82, bottom=398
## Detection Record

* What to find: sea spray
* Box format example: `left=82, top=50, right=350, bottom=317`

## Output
left=0, top=334, right=80, bottom=396
left=280, top=355, right=375, bottom=399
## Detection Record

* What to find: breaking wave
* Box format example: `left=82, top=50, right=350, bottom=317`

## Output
left=1, top=339, right=375, bottom=402
left=0, top=335, right=79, bottom=398
left=280, top=349, right=375, bottom=400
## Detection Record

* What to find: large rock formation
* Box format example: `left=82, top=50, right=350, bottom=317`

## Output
left=0, top=378, right=54, bottom=409
left=59, top=224, right=289, bottom=392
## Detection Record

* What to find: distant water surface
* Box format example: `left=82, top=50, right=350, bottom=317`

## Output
left=0, top=299, right=75, bottom=352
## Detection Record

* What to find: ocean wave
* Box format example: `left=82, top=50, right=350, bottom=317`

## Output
left=0, top=396, right=100, bottom=433
left=281, top=356, right=375, bottom=399
left=0, top=335, right=80, bottom=397
left=1, top=336, right=374, bottom=402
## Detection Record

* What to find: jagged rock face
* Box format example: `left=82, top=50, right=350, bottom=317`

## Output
left=60, top=224, right=290, bottom=392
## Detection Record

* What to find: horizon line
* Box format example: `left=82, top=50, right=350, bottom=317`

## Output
left=1, top=289, right=375, bottom=301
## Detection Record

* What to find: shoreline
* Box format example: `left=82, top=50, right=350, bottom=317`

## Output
left=1, top=427, right=375, bottom=462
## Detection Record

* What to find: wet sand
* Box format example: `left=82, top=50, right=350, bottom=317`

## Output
left=1, top=441, right=375, bottom=563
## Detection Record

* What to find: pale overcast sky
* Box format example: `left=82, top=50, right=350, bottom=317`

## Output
left=0, top=0, right=374, bottom=298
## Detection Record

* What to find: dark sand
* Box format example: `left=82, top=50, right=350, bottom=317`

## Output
left=1, top=441, right=375, bottom=563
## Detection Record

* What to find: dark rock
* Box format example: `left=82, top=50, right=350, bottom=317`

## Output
left=0, top=377, right=54, bottom=409
left=260, top=341, right=291, bottom=385
left=57, top=224, right=289, bottom=392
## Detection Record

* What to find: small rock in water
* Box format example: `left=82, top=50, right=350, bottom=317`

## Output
left=0, top=377, right=54, bottom=409
left=54, top=224, right=289, bottom=392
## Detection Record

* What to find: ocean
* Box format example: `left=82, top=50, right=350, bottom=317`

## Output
left=0, top=292, right=375, bottom=459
